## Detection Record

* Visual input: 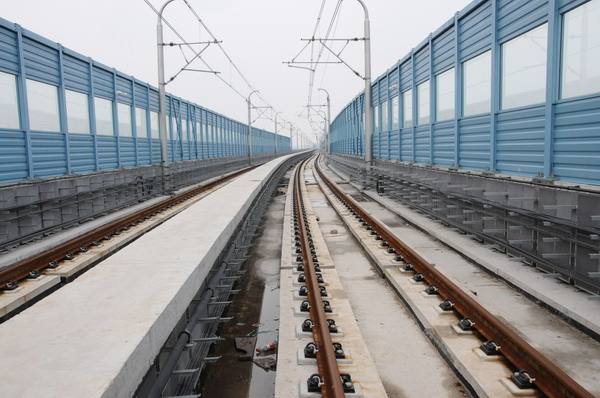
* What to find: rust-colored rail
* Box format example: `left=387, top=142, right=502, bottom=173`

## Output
left=0, top=166, right=256, bottom=289
left=315, top=156, right=593, bottom=398
left=294, top=157, right=345, bottom=398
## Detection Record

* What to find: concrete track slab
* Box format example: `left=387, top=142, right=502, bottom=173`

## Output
left=0, top=274, right=60, bottom=318
left=305, top=167, right=467, bottom=397
left=0, top=167, right=254, bottom=321
left=275, top=161, right=387, bottom=398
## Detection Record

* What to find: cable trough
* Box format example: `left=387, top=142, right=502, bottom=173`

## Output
left=315, top=156, right=594, bottom=398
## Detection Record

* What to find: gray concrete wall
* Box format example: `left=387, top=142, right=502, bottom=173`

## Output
left=329, top=154, right=600, bottom=293
left=0, top=154, right=282, bottom=250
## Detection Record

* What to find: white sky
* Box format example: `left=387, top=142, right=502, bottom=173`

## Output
left=2, top=0, right=472, bottom=144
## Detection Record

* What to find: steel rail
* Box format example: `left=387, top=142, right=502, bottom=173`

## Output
left=315, top=156, right=593, bottom=398
left=0, top=166, right=257, bottom=289
left=293, top=157, right=345, bottom=398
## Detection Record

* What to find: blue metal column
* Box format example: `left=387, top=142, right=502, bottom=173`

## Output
left=233, top=121, right=237, bottom=157
left=188, top=108, right=193, bottom=159
left=227, top=119, right=231, bottom=157
left=356, top=100, right=359, bottom=155
left=544, top=0, right=559, bottom=179
left=177, top=100, right=182, bottom=161
left=15, top=26, right=34, bottom=178
left=131, top=78, right=138, bottom=166
left=233, top=122, right=237, bottom=157
left=351, top=102, right=354, bottom=155
left=454, top=13, right=461, bottom=168
left=112, top=70, right=120, bottom=168
left=215, top=114, right=218, bottom=158
left=215, top=116, right=220, bottom=158
left=167, top=98, right=172, bottom=161
left=376, top=84, right=380, bottom=159
left=352, top=102, right=356, bottom=155
left=223, top=118, right=227, bottom=157
left=222, top=119, right=227, bottom=157
left=145, top=84, right=152, bottom=164
left=349, top=102, right=352, bottom=155
left=180, top=106, right=185, bottom=160
left=429, top=34, right=435, bottom=165
left=57, top=45, right=71, bottom=175
left=200, top=109, right=205, bottom=160
left=182, top=104, right=186, bottom=159
left=211, top=112, right=215, bottom=158
left=490, top=0, right=499, bottom=172
left=379, top=83, right=383, bottom=159
left=209, top=113, right=214, bottom=158
left=225, top=119, right=229, bottom=157
left=242, top=124, right=245, bottom=156
left=241, top=122, right=245, bottom=157
left=222, top=118, right=226, bottom=157
left=168, top=97, right=175, bottom=161
left=192, top=106, right=198, bottom=159
left=398, top=68, right=403, bottom=161
left=189, top=107, right=194, bottom=159
left=387, top=72, right=391, bottom=160
left=89, top=61, right=99, bottom=170
left=237, top=123, right=244, bottom=156
left=411, top=50, right=417, bottom=162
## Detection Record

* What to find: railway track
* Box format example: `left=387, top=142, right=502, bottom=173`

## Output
left=0, top=165, right=257, bottom=291
left=312, top=155, right=595, bottom=398
left=276, top=155, right=387, bottom=397
left=292, top=156, right=347, bottom=397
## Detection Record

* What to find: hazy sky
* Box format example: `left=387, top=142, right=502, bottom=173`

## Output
left=3, top=0, right=472, bottom=143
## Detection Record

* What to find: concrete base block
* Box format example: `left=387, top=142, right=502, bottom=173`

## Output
left=296, top=348, right=353, bottom=365
left=295, top=323, right=344, bottom=338
left=420, top=291, right=440, bottom=299
left=451, top=324, right=475, bottom=335
left=473, top=347, right=503, bottom=362
left=293, top=292, right=331, bottom=300
left=0, top=275, right=61, bottom=318
left=434, top=306, right=455, bottom=316
left=298, top=381, right=364, bottom=398
left=499, top=378, right=538, bottom=397
left=293, top=307, right=336, bottom=317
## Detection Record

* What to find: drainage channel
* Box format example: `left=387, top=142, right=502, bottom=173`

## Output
left=198, top=172, right=292, bottom=398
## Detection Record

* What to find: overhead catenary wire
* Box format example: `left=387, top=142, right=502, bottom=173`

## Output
left=309, top=0, right=328, bottom=86
left=181, top=0, right=277, bottom=114
left=142, top=0, right=247, bottom=100
left=318, top=2, right=343, bottom=89
left=181, top=0, right=303, bottom=136
left=142, top=0, right=301, bottom=136
left=307, top=0, right=343, bottom=107
left=304, top=0, right=343, bottom=144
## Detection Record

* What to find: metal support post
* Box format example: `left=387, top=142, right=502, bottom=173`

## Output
left=355, top=0, right=373, bottom=166
left=157, top=0, right=176, bottom=169
left=247, top=90, right=258, bottom=164
left=319, top=88, right=331, bottom=155
left=274, top=112, right=281, bottom=155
